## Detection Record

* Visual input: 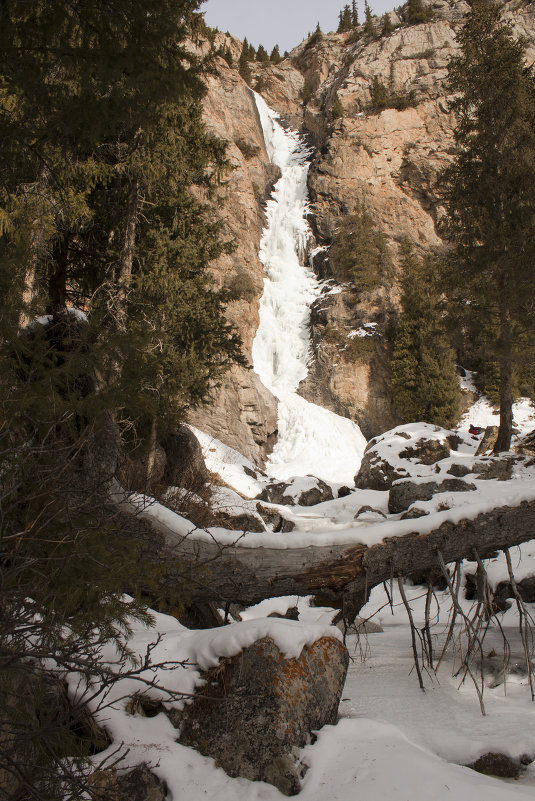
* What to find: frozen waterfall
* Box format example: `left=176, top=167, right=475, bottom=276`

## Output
left=252, top=92, right=367, bottom=484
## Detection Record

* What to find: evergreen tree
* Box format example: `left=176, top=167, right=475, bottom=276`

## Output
left=256, top=44, right=270, bottom=63
left=441, top=0, right=535, bottom=451
left=381, top=13, right=394, bottom=36
left=351, top=0, right=359, bottom=27
left=329, top=204, right=391, bottom=289
left=332, top=91, right=345, bottom=120
left=248, top=42, right=257, bottom=60
left=270, top=44, right=282, bottom=63
left=406, top=0, right=434, bottom=25
left=390, top=242, right=461, bottom=427
left=238, top=37, right=252, bottom=83
left=364, top=1, right=376, bottom=36
left=0, top=8, right=245, bottom=770
left=338, top=5, right=353, bottom=32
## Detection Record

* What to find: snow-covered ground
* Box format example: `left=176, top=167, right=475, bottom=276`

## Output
left=79, top=579, right=535, bottom=801
left=251, top=93, right=366, bottom=485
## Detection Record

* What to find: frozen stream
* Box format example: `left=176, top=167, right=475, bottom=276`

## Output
left=251, top=93, right=366, bottom=484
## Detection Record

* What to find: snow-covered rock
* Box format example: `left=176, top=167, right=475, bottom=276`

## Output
left=177, top=635, right=348, bottom=795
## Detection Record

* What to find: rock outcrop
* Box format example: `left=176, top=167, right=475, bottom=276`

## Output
left=186, top=44, right=279, bottom=465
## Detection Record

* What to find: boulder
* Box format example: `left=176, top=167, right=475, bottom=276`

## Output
left=466, top=752, right=526, bottom=780
left=388, top=481, right=439, bottom=514
left=354, top=426, right=459, bottom=491
left=162, top=425, right=209, bottom=490
left=258, top=481, right=295, bottom=505
left=258, top=476, right=334, bottom=506
left=256, top=503, right=295, bottom=532
left=354, top=448, right=408, bottom=491
left=389, top=478, right=475, bottom=514
left=446, top=463, right=471, bottom=478
left=399, top=438, right=450, bottom=465
left=475, top=425, right=499, bottom=456
left=268, top=606, right=299, bottom=620
left=298, top=478, right=334, bottom=506
left=492, top=575, right=535, bottom=609
left=119, top=441, right=167, bottom=492
left=177, top=635, right=348, bottom=795
left=472, top=457, right=515, bottom=481
left=400, top=507, right=429, bottom=520
left=218, top=510, right=265, bottom=532
left=354, top=505, right=387, bottom=521
left=513, top=430, right=535, bottom=457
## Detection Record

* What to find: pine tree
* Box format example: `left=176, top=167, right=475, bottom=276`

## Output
left=441, top=0, right=535, bottom=451
left=238, top=37, right=252, bottom=83
left=351, top=0, right=359, bottom=27
left=338, top=5, right=353, bottom=33
left=364, top=1, right=376, bottom=37
left=390, top=242, right=461, bottom=427
left=332, top=91, right=345, bottom=120
left=256, top=44, right=270, bottom=63
left=406, top=0, right=434, bottom=25
left=270, top=44, right=282, bottom=63
left=381, top=13, right=394, bottom=36
left=329, top=204, right=391, bottom=289
left=0, top=0, right=246, bottom=719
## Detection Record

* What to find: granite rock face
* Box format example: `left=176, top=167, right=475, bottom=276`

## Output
left=186, top=45, right=279, bottom=466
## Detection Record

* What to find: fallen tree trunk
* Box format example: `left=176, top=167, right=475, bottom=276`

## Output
left=115, top=493, right=535, bottom=620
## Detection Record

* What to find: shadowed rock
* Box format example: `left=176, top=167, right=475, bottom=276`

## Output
left=177, top=635, right=348, bottom=795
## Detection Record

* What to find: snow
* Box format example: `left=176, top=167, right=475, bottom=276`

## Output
left=251, top=92, right=367, bottom=484
left=457, top=369, right=535, bottom=437
left=73, top=585, right=535, bottom=801
left=187, top=425, right=265, bottom=498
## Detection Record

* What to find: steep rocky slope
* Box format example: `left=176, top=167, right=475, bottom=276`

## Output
left=189, top=1, right=535, bottom=461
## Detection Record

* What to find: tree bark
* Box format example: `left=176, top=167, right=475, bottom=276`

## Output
left=48, top=231, right=69, bottom=314
left=494, top=297, right=513, bottom=453
left=115, top=493, right=535, bottom=620
left=115, top=176, right=139, bottom=335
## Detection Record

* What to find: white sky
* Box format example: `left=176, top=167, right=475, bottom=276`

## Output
left=201, top=0, right=396, bottom=54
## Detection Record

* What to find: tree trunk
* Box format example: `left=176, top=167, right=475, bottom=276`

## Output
left=114, top=490, right=535, bottom=621
left=47, top=232, right=70, bottom=314
left=494, top=297, right=513, bottom=453
left=115, top=176, right=139, bottom=335
left=17, top=166, right=50, bottom=329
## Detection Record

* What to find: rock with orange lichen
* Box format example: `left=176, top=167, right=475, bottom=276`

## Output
left=176, top=635, right=348, bottom=795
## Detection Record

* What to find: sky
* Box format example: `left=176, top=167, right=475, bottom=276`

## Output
left=201, top=0, right=396, bottom=54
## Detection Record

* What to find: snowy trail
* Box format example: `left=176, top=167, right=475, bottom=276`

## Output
left=252, top=93, right=366, bottom=484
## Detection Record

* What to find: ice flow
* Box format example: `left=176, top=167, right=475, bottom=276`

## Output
left=251, top=92, right=366, bottom=484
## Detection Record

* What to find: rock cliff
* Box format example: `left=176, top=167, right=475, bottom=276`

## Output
left=190, top=2, right=535, bottom=461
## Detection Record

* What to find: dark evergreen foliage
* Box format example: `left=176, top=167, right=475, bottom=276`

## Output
left=270, top=44, right=283, bottom=63
left=351, top=0, right=359, bottom=27
left=406, top=0, right=434, bottom=24
left=338, top=5, right=353, bottom=33
left=369, top=76, right=417, bottom=111
left=390, top=242, right=461, bottom=427
left=381, top=13, right=395, bottom=36
left=0, top=4, right=245, bottom=795
left=329, top=204, right=392, bottom=290
left=364, top=1, right=376, bottom=37
left=332, top=91, right=345, bottom=120
left=256, top=44, right=270, bottom=63
left=441, top=0, right=535, bottom=451
left=239, top=37, right=253, bottom=83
